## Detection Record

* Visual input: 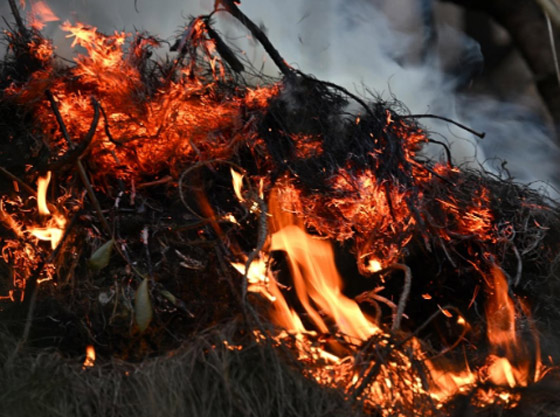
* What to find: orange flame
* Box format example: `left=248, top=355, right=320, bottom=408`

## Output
left=83, top=345, right=96, bottom=368
left=485, top=265, right=518, bottom=356
left=229, top=189, right=550, bottom=412
left=28, top=1, right=59, bottom=31
left=268, top=190, right=379, bottom=341
left=29, top=171, right=66, bottom=249
left=36, top=171, right=51, bottom=215
left=231, top=168, right=245, bottom=203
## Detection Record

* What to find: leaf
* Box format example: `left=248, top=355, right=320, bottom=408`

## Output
left=88, top=239, right=114, bottom=270
left=134, top=278, right=152, bottom=333
left=160, top=290, right=177, bottom=306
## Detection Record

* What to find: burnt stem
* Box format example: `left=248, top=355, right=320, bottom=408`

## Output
left=45, top=92, right=111, bottom=236
left=403, top=114, right=486, bottom=138
left=218, top=0, right=293, bottom=78
left=8, top=0, right=27, bottom=37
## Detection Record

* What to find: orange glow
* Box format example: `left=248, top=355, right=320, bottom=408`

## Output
left=83, top=345, right=96, bottom=368
left=28, top=1, right=59, bottom=30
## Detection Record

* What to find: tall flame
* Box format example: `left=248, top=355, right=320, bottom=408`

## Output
left=30, top=171, right=66, bottom=249
left=485, top=265, right=518, bottom=356
left=36, top=171, right=51, bottom=215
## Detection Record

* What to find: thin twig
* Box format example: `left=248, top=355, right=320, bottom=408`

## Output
left=217, top=0, right=293, bottom=78
left=403, top=114, right=485, bottom=138
left=511, top=243, right=523, bottom=287
left=350, top=338, right=393, bottom=401
left=388, top=263, right=412, bottom=331
left=0, top=166, right=36, bottom=196
left=46, top=92, right=111, bottom=236
left=427, top=138, right=454, bottom=166
left=136, top=176, right=173, bottom=189
left=178, top=159, right=245, bottom=219
left=8, top=0, right=27, bottom=36
left=45, top=90, right=73, bottom=148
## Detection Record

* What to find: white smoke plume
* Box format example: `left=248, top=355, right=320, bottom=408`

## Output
left=2, top=0, right=559, bottom=196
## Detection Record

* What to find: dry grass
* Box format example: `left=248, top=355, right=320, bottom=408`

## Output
left=0, top=322, right=366, bottom=417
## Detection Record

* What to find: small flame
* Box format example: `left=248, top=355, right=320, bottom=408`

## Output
left=83, top=345, right=95, bottom=368
left=30, top=171, right=66, bottom=249
left=231, top=168, right=245, bottom=202
left=37, top=171, right=51, bottom=215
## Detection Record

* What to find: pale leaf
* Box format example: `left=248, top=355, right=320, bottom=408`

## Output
left=88, top=239, right=114, bottom=270
left=134, top=278, right=153, bottom=333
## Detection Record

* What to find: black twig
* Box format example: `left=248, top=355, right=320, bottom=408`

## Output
left=0, top=166, right=36, bottom=196
left=403, top=114, right=485, bottom=138
left=45, top=93, right=111, bottom=236
left=427, top=138, right=454, bottom=166
left=217, top=0, right=293, bottom=78
left=46, top=98, right=100, bottom=171
left=45, top=90, right=74, bottom=147
left=8, top=0, right=27, bottom=36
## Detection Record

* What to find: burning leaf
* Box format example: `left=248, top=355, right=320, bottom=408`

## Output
left=134, top=278, right=153, bottom=333
left=88, top=239, right=114, bottom=270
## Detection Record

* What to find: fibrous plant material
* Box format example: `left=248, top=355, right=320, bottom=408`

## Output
left=1, top=2, right=560, bottom=417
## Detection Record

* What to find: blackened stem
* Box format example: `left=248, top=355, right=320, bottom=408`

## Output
left=218, top=0, right=293, bottom=78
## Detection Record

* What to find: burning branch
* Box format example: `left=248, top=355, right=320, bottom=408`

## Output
left=44, top=92, right=110, bottom=236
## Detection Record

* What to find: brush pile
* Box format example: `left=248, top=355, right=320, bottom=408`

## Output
left=1, top=1, right=560, bottom=416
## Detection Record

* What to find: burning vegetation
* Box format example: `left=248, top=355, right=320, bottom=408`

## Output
left=2, top=1, right=560, bottom=416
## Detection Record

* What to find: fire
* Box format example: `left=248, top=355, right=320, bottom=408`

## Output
left=231, top=168, right=245, bottom=203
left=485, top=265, right=518, bottom=355
left=83, top=345, right=96, bottom=368
left=2, top=5, right=557, bottom=415
left=230, top=186, right=548, bottom=413
left=36, top=171, right=51, bottom=215
left=29, top=171, right=66, bottom=250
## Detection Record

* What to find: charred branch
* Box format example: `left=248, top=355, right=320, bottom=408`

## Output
left=217, top=0, right=294, bottom=78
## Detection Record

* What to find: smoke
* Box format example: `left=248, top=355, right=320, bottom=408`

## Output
left=2, top=0, right=559, bottom=196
